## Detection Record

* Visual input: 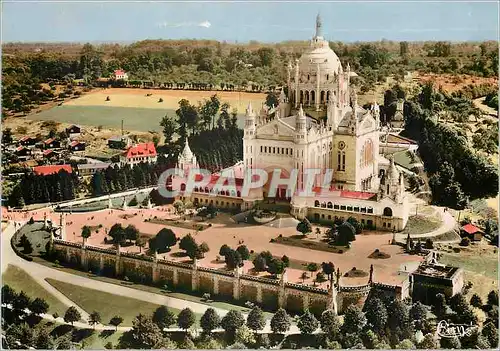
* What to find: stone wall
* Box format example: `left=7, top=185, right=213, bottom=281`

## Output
left=52, top=239, right=405, bottom=315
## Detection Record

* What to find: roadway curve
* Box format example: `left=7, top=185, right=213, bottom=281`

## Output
left=2, top=221, right=301, bottom=334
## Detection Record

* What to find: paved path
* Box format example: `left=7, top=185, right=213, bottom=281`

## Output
left=473, top=97, right=498, bottom=118
left=2, top=221, right=301, bottom=334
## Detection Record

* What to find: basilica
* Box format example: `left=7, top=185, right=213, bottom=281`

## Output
left=177, top=15, right=410, bottom=231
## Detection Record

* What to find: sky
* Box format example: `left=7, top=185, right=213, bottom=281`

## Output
left=2, top=0, right=499, bottom=43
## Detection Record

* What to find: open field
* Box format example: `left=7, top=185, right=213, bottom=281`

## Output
left=418, top=73, right=497, bottom=94
left=45, top=278, right=190, bottom=326
left=64, top=88, right=267, bottom=112
left=3, top=264, right=68, bottom=316
left=26, top=88, right=266, bottom=132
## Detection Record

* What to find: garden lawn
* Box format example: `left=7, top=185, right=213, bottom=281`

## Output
left=2, top=264, right=68, bottom=316
left=45, top=278, right=186, bottom=326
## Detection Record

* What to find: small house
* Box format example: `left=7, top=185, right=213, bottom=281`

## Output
left=114, top=70, right=129, bottom=81
left=15, top=146, right=32, bottom=159
left=108, top=136, right=131, bottom=149
left=18, top=136, right=38, bottom=147
left=461, top=223, right=484, bottom=242
left=43, top=149, right=57, bottom=159
left=69, top=140, right=86, bottom=152
left=65, top=125, right=81, bottom=138
left=44, top=138, right=61, bottom=149
left=77, top=162, right=112, bottom=176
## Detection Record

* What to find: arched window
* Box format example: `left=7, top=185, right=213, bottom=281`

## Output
left=237, top=191, right=241, bottom=197
left=311, top=91, right=316, bottom=104
left=321, top=202, right=326, bottom=208
left=327, top=202, right=333, bottom=208
left=300, top=91, right=304, bottom=103
left=326, top=91, right=330, bottom=102
left=314, top=200, right=320, bottom=207
left=320, top=91, right=325, bottom=103
left=180, top=183, right=186, bottom=191
left=383, top=207, right=393, bottom=217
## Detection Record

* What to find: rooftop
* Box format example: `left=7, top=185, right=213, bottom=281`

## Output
left=462, top=223, right=483, bottom=234
left=33, top=164, right=72, bottom=176
left=413, top=263, right=459, bottom=279
left=124, top=142, right=157, bottom=159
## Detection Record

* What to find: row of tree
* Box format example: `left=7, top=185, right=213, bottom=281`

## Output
left=8, top=170, right=78, bottom=207
left=403, top=83, right=498, bottom=208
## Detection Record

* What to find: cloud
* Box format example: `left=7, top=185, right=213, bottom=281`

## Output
left=157, top=21, right=211, bottom=29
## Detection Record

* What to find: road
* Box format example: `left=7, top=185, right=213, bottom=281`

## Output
left=2, top=221, right=301, bottom=334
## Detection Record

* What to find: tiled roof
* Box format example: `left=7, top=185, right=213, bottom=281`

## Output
left=44, top=138, right=55, bottom=144
left=462, top=223, right=483, bottom=235
left=34, top=164, right=72, bottom=176
left=70, top=140, right=85, bottom=147
left=114, top=70, right=125, bottom=75
left=386, top=134, right=417, bottom=145
left=43, top=149, right=54, bottom=156
left=124, top=142, right=157, bottom=159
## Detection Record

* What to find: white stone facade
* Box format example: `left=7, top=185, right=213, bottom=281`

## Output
left=241, top=15, right=409, bottom=230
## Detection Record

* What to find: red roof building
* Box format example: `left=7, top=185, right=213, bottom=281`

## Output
left=34, top=164, right=72, bottom=176
left=120, top=142, right=157, bottom=165
left=461, top=223, right=484, bottom=241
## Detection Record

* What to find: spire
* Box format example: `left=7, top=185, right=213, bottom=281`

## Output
left=181, top=138, right=194, bottom=160
left=315, top=12, right=323, bottom=38
left=246, top=101, right=254, bottom=117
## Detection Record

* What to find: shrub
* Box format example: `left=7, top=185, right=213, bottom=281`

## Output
left=460, top=237, right=470, bottom=246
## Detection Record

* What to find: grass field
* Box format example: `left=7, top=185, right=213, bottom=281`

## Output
left=3, top=265, right=68, bottom=316
left=27, top=88, right=265, bottom=133
left=45, top=278, right=197, bottom=326
left=439, top=252, right=498, bottom=280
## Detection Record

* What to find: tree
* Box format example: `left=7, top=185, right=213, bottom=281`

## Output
left=225, top=249, right=242, bottom=269
left=35, top=328, right=54, bottom=349
left=64, top=306, right=81, bottom=325
left=200, top=308, right=221, bottom=334
left=2, top=127, right=13, bottom=145
left=265, top=91, right=279, bottom=109
left=152, top=306, right=176, bottom=330
left=173, top=200, right=185, bottom=215
left=221, top=309, right=245, bottom=334
left=124, top=224, right=139, bottom=243
left=470, top=294, right=483, bottom=308
left=176, top=99, right=199, bottom=137
left=152, top=228, right=177, bottom=253
left=81, top=225, right=91, bottom=243
left=487, top=290, right=499, bottom=306
left=109, top=315, right=124, bottom=330
left=160, top=115, right=177, bottom=144
left=179, top=234, right=199, bottom=259
left=246, top=306, right=265, bottom=332
left=13, top=291, right=31, bottom=313
left=300, top=271, right=308, bottom=283
left=341, top=305, right=366, bottom=334
left=252, top=255, right=266, bottom=272
left=364, top=297, right=387, bottom=334
left=297, top=309, right=319, bottom=334
left=89, top=311, right=102, bottom=329
left=307, top=262, right=318, bottom=276
left=296, top=218, right=312, bottom=236
left=30, top=297, right=49, bottom=316
left=346, top=217, right=363, bottom=234
left=129, top=314, right=167, bottom=349
left=56, top=335, right=73, bottom=350
left=400, top=41, right=409, bottom=56
left=177, top=307, right=196, bottom=331
left=320, top=309, right=340, bottom=339
left=234, top=325, right=256, bottom=345
left=219, top=244, right=231, bottom=257
left=410, top=301, right=428, bottom=330
left=236, top=245, right=250, bottom=260
left=321, top=262, right=335, bottom=281
left=198, top=242, right=210, bottom=258
left=396, top=339, right=416, bottom=349
left=432, top=293, right=447, bottom=319
left=417, top=333, right=437, bottom=349
left=336, top=222, right=356, bottom=245
left=281, top=255, right=290, bottom=267
left=267, top=258, right=285, bottom=276
left=440, top=336, right=461, bottom=349
left=482, top=322, right=498, bottom=348
left=270, top=308, right=291, bottom=334
left=136, top=236, right=147, bottom=253
left=23, top=239, right=33, bottom=254
left=109, top=223, right=125, bottom=244
left=2, top=284, right=17, bottom=305
left=450, top=293, right=468, bottom=313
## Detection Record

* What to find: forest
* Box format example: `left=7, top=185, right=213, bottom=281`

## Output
left=2, top=39, right=498, bottom=116
left=402, top=83, right=498, bottom=209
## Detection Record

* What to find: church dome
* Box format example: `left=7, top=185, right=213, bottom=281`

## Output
left=298, top=14, right=343, bottom=76
left=181, top=140, right=194, bottom=160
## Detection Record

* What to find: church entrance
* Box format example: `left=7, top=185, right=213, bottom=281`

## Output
left=263, top=168, right=292, bottom=203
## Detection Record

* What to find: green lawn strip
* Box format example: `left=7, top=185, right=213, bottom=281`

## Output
left=439, top=253, right=498, bottom=280
left=2, top=264, right=68, bottom=316
left=33, top=257, right=270, bottom=317
left=272, top=235, right=349, bottom=254
left=405, top=215, right=441, bottom=235
left=45, top=278, right=199, bottom=326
